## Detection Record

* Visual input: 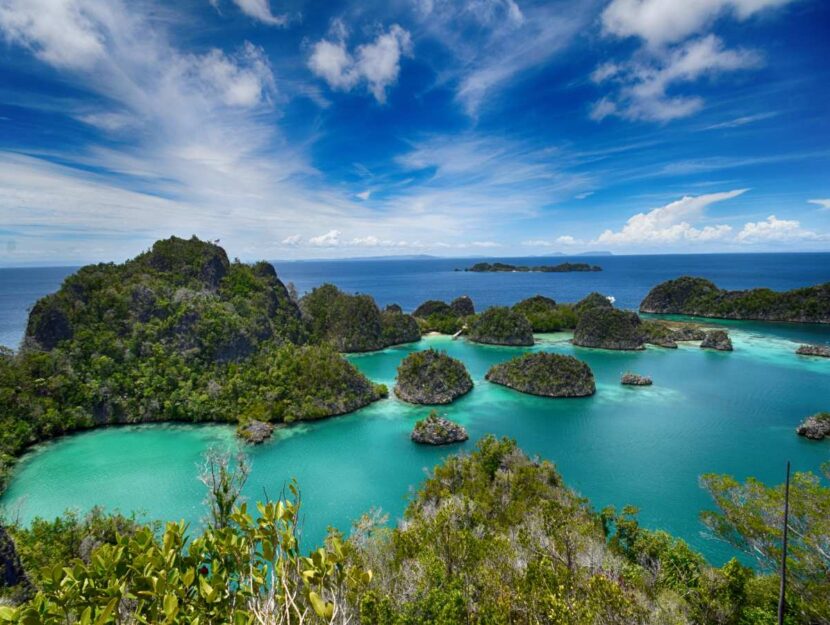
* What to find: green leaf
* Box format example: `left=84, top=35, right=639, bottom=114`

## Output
left=308, top=592, right=334, bottom=619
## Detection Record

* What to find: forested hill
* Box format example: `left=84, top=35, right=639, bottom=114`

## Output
left=0, top=236, right=388, bottom=489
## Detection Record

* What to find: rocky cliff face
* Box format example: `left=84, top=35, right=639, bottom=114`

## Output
left=450, top=296, right=475, bottom=317
left=573, top=308, right=644, bottom=350
left=395, top=349, right=473, bottom=404
left=0, top=525, right=32, bottom=602
left=485, top=353, right=595, bottom=397
left=640, top=276, right=830, bottom=323
left=468, top=307, right=534, bottom=346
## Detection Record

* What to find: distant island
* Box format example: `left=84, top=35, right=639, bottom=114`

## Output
left=641, top=276, right=830, bottom=324
left=464, top=261, right=602, bottom=273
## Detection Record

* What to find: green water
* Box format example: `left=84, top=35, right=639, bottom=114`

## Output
left=2, top=326, right=829, bottom=565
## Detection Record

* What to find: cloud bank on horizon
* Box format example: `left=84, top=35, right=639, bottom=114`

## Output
left=0, top=0, right=827, bottom=264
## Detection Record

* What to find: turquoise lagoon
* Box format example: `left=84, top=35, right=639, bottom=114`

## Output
left=2, top=320, right=829, bottom=565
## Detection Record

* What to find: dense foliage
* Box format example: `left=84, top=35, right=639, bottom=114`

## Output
left=641, top=276, right=830, bottom=323
left=485, top=352, right=596, bottom=397
left=301, top=284, right=420, bottom=352
left=512, top=295, right=579, bottom=332
left=574, top=292, right=614, bottom=315
left=467, top=306, right=534, bottom=346
left=0, top=238, right=386, bottom=489
left=411, top=300, right=467, bottom=334
left=3, top=443, right=828, bottom=623
left=573, top=307, right=645, bottom=350
left=394, top=349, right=473, bottom=405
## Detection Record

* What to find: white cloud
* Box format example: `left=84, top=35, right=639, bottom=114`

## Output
left=350, top=235, right=380, bottom=246
left=356, top=190, right=372, bottom=200
left=596, top=189, right=746, bottom=245
left=521, top=235, right=582, bottom=247
left=574, top=192, right=594, bottom=200
left=0, top=0, right=105, bottom=69
left=808, top=199, right=830, bottom=211
left=281, top=234, right=301, bottom=246
left=736, top=215, right=822, bottom=243
left=309, top=229, right=341, bottom=247
left=470, top=241, right=501, bottom=248
left=228, top=0, right=287, bottom=26
left=601, top=0, right=798, bottom=47
left=308, top=24, right=412, bottom=103
left=592, top=35, right=762, bottom=122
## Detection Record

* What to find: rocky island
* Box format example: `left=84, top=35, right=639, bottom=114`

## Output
left=0, top=237, right=389, bottom=488
left=796, top=343, right=830, bottom=358
left=394, top=349, right=473, bottom=404
left=701, top=330, right=733, bottom=351
left=411, top=410, right=469, bottom=445
left=640, top=276, right=830, bottom=324
left=621, top=373, right=653, bottom=386
left=573, top=307, right=645, bottom=350
left=485, top=352, right=595, bottom=397
left=796, top=412, right=830, bottom=440
left=466, top=262, right=601, bottom=273
left=467, top=306, right=534, bottom=346
left=237, top=419, right=276, bottom=444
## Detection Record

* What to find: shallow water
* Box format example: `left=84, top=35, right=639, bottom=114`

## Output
left=3, top=329, right=828, bottom=566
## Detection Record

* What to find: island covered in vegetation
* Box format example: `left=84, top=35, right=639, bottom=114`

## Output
left=465, top=261, right=602, bottom=272
left=394, top=348, right=473, bottom=404
left=0, top=237, right=389, bottom=489
left=641, top=276, right=830, bottom=323
left=486, top=352, right=596, bottom=397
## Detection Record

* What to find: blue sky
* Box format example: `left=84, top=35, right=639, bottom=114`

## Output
left=0, top=0, right=828, bottom=264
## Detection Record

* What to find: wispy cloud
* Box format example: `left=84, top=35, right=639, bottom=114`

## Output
left=808, top=199, right=830, bottom=211
left=413, top=0, right=592, bottom=116
left=591, top=35, right=762, bottom=122
left=704, top=111, right=779, bottom=130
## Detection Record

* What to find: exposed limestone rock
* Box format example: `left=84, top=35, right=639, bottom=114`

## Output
left=411, top=411, right=468, bottom=445
left=700, top=330, right=733, bottom=351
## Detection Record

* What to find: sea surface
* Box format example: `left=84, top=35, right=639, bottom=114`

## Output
left=1, top=253, right=829, bottom=566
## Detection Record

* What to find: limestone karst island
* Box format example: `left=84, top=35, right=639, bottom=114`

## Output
left=1, top=1, right=829, bottom=623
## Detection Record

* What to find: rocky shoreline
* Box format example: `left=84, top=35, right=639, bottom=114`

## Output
left=621, top=373, right=652, bottom=386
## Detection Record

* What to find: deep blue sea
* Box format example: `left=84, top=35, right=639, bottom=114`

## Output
left=4, top=253, right=829, bottom=349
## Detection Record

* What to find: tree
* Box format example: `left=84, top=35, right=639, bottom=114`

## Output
left=701, top=463, right=830, bottom=623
